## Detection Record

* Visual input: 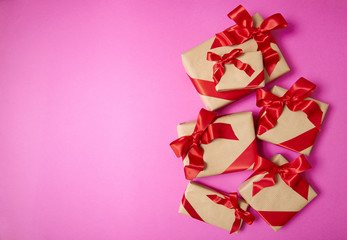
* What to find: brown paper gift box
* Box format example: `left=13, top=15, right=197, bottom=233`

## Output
left=182, top=13, right=290, bottom=111
left=179, top=182, right=249, bottom=233
left=177, top=111, right=257, bottom=178
left=257, top=85, right=329, bottom=156
left=238, top=154, right=317, bottom=232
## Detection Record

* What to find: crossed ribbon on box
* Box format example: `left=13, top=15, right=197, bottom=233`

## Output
left=250, top=155, right=312, bottom=200
left=256, top=77, right=323, bottom=136
left=170, top=109, right=238, bottom=180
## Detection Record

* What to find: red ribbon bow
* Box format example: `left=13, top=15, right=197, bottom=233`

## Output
left=250, top=155, right=311, bottom=200
left=206, top=49, right=255, bottom=85
left=170, top=109, right=238, bottom=180
left=211, top=5, right=288, bottom=76
left=256, top=77, right=323, bottom=136
left=207, top=192, right=255, bottom=234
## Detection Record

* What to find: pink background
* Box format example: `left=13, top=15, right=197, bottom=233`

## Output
left=0, top=0, right=346, bottom=239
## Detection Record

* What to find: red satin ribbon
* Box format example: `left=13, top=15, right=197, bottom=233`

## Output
left=256, top=77, right=323, bottom=136
left=211, top=5, right=288, bottom=76
left=181, top=194, right=204, bottom=222
left=170, top=109, right=238, bottom=180
left=278, top=128, right=319, bottom=153
left=250, top=155, right=311, bottom=200
left=207, top=192, right=255, bottom=234
left=188, top=70, right=264, bottom=102
left=206, top=49, right=255, bottom=85
left=221, top=139, right=257, bottom=174
left=256, top=210, right=298, bottom=227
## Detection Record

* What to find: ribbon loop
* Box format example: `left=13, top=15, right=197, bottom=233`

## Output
left=250, top=155, right=311, bottom=200
left=211, top=5, right=288, bottom=76
left=207, top=192, right=254, bottom=234
left=256, top=77, right=323, bottom=136
left=207, top=49, right=255, bottom=85
left=170, top=109, right=239, bottom=180
left=227, top=5, right=253, bottom=29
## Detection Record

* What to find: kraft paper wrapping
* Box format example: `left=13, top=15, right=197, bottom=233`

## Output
left=182, top=13, right=290, bottom=111
left=257, top=85, right=329, bottom=156
left=179, top=182, right=248, bottom=232
left=177, top=111, right=256, bottom=178
left=238, top=154, right=317, bottom=232
left=214, top=51, right=264, bottom=92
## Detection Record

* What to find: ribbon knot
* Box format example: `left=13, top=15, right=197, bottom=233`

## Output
left=250, top=155, right=312, bottom=200
left=211, top=5, right=288, bottom=76
left=207, top=192, right=254, bottom=234
left=207, top=49, right=255, bottom=85
left=280, top=96, right=291, bottom=105
left=191, top=130, right=203, bottom=143
left=250, top=26, right=262, bottom=36
left=256, top=77, right=324, bottom=136
left=170, top=109, right=239, bottom=180
left=274, top=166, right=286, bottom=174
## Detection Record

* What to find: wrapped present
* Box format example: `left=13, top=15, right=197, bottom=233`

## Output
left=179, top=182, right=254, bottom=234
left=170, top=109, right=257, bottom=180
left=256, top=77, right=329, bottom=155
left=182, top=5, right=290, bottom=111
left=238, top=154, right=317, bottom=231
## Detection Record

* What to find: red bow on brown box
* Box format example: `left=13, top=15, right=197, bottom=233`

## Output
left=238, top=154, right=317, bottom=231
left=180, top=182, right=254, bottom=234
left=170, top=109, right=238, bottom=180
left=256, top=77, right=328, bottom=155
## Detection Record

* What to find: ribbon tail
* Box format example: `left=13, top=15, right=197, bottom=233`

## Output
left=232, top=59, right=255, bottom=77
left=252, top=172, right=276, bottom=196
left=213, top=64, right=224, bottom=85
left=184, top=145, right=205, bottom=180
left=257, top=105, right=284, bottom=135
left=241, top=211, right=255, bottom=225
left=230, top=215, right=241, bottom=234
left=201, top=122, right=239, bottom=144
left=254, top=34, right=279, bottom=76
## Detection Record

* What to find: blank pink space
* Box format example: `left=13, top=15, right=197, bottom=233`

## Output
left=0, top=0, right=346, bottom=239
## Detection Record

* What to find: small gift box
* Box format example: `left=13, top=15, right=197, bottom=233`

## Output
left=170, top=109, right=257, bottom=180
left=179, top=182, right=254, bottom=234
left=256, top=77, right=329, bottom=155
left=182, top=5, right=290, bottom=111
left=238, top=154, right=317, bottom=231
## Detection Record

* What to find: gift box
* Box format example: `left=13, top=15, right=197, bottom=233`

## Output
left=256, top=77, right=329, bottom=155
left=182, top=5, right=290, bottom=111
left=170, top=109, right=257, bottom=180
left=238, top=154, right=317, bottom=231
left=179, top=182, right=254, bottom=234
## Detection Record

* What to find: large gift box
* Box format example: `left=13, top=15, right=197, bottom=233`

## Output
left=256, top=77, right=329, bottom=155
left=170, top=109, right=257, bottom=180
left=238, top=154, right=317, bottom=231
left=179, top=182, right=254, bottom=234
left=182, top=5, right=290, bottom=111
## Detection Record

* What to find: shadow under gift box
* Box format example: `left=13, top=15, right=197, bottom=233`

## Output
left=177, top=111, right=257, bottom=178
left=257, top=86, right=329, bottom=156
left=182, top=13, right=290, bottom=111
left=238, top=154, right=317, bottom=231
left=179, top=182, right=249, bottom=233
